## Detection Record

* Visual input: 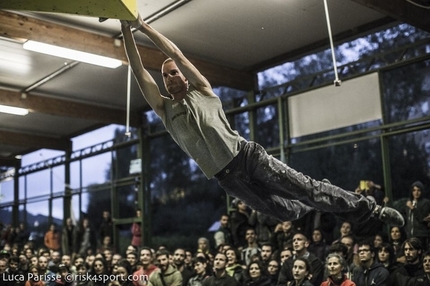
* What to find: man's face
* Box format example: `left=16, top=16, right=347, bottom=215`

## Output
left=213, top=253, right=227, bottom=270
left=340, top=237, right=354, bottom=252
left=220, top=216, right=229, bottom=227
left=0, top=260, right=7, bottom=273
left=404, top=243, right=420, bottom=264
left=280, top=249, right=292, bottom=264
left=51, top=251, right=60, bottom=263
left=358, top=245, right=373, bottom=264
left=245, top=229, right=256, bottom=244
left=62, top=255, right=71, bottom=266
left=185, top=251, right=192, bottom=264
left=327, top=256, right=343, bottom=277
left=104, top=250, right=113, bottom=261
left=157, top=255, right=170, bottom=272
left=198, top=240, right=208, bottom=251
left=423, top=255, right=430, bottom=274
left=38, top=256, right=48, bottom=270
left=261, top=245, right=272, bottom=261
left=140, top=250, right=152, bottom=265
left=173, top=249, right=185, bottom=265
left=9, top=260, right=18, bottom=271
left=162, top=61, right=188, bottom=95
left=292, top=234, right=308, bottom=253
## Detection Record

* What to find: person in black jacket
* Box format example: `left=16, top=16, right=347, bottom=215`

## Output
left=277, top=232, right=324, bottom=286
left=352, top=239, right=389, bottom=286
left=202, top=252, right=237, bottom=286
left=243, top=260, right=273, bottom=286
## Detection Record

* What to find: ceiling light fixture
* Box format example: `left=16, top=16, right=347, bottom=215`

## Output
left=0, top=104, right=29, bottom=116
left=23, top=40, right=122, bottom=69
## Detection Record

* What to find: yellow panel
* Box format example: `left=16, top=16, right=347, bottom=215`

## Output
left=0, top=0, right=138, bottom=20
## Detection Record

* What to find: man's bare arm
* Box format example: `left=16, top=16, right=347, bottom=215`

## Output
left=121, top=23, right=165, bottom=116
left=131, top=15, right=212, bottom=94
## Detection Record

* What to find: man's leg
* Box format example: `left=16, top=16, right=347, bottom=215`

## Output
left=217, top=141, right=404, bottom=226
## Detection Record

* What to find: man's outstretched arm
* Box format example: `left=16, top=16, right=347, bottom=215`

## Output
left=121, top=22, right=165, bottom=117
left=131, top=15, right=212, bottom=93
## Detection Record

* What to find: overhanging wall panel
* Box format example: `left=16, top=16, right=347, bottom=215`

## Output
left=288, top=73, right=382, bottom=138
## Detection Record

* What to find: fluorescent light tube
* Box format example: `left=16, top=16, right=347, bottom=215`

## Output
left=0, top=104, right=29, bottom=116
left=23, top=40, right=122, bottom=69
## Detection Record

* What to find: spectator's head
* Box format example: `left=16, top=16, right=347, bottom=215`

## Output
left=339, top=221, right=352, bottom=237
left=213, top=252, right=227, bottom=272
left=225, top=247, right=240, bottom=266
left=116, top=259, right=132, bottom=283
left=61, top=255, right=71, bottom=267
left=423, top=251, right=430, bottom=274
left=402, top=237, right=423, bottom=265
left=245, top=227, right=257, bottom=245
left=246, top=260, right=269, bottom=281
left=139, top=247, right=153, bottom=266
left=292, top=258, right=312, bottom=282
left=192, top=256, right=207, bottom=276
left=197, top=237, right=210, bottom=253
left=173, top=248, right=186, bottom=266
left=311, top=228, right=325, bottom=244
left=329, top=242, right=348, bottom=258
left=357, top=239, right=375, bottom=266
left=410, top=181, right=424, bottom=200
left=220, top=214, right=229, bottom=228
left=292, top=232, right=309, bottom=255
left=377, top=243, right=395, bottom=266
left=0, top=258, right=7, bottom=274
left=267, top=259, right=280, bottom=276
left=126, top=252, right=137, bottom=267
left=280, top=247, right=293, bottom=264
left=92, top=257, right=107, bottom=275
left=325, top=253, right=346, bottom=279
left=261, top=243, right=274, bottom=261
left=389, top=226, right=406, bottom=243
left=156, top=249, right=171, bottom=272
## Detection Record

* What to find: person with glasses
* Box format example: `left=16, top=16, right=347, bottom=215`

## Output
left=266, top=259, right=280, bottom=285
left=351, top=239, right=389, bottom=286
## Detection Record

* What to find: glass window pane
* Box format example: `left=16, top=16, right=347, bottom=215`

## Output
left=27, top=170, right=50, bottom=196
left=388, top=131, right=430, bottom=201
left=382, top=59, right=430, bottom=123
left=289, top=138, right=383, bottom=195
left=255, top=104, right=279, bottom=149
left=81, top=153, right=112, bottom=186
left=0, top=179, right=13, bottom=203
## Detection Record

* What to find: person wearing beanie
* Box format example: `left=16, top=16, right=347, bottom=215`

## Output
left=405, top=181, right=430, bottom=250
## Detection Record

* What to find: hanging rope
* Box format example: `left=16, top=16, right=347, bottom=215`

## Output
left=323, top=0, right=341, bottom=87
left=125, top=64, right=132, bottom=137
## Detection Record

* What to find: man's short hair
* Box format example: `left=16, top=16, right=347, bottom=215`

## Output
left=156, top=249, right=170, bottom=258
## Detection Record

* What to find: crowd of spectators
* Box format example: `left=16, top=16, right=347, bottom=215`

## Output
left=0, top=180, right=430, bottom=286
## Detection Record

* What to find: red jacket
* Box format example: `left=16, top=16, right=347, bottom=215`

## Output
left=320, top=275, right=356, bottom=286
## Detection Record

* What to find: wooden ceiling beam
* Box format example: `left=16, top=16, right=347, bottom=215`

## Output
left=0, top=89, right=140, bottom=126
left=0, top=10, right=254, bottom=91
left=0, top=130, right=71, bottom=151
left=350, top=0, right=430, bottom=32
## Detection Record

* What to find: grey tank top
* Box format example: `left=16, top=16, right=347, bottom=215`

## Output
left=161, top=87, right=243, bottom=178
